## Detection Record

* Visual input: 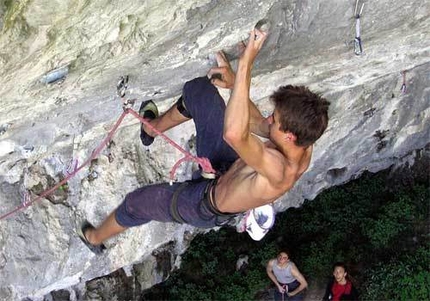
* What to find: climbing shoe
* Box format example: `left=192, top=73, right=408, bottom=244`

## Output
left=77, top=221, right=106, bottom=255
left=139, top=100, right=159, bottom=146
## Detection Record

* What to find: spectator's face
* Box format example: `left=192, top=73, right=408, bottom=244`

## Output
left=333, top=266, right=347, bottom=283
left=277, top=252, right=289, bottom=263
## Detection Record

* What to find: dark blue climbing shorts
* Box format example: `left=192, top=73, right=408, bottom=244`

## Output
left=115, top=76, right=238, bottom=228
left=181, top=76, right=238, bottom=172
left=116, top=179, right=235, bottom=228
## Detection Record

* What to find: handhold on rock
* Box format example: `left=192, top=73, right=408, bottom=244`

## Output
left=88, top=171, right=98, bottom=182
left=255, top=19, right=271, bottom=33
left=0, top=124, right=11, bottom=136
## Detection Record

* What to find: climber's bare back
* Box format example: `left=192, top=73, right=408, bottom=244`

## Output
left=213, top=142, right=313, bottom=213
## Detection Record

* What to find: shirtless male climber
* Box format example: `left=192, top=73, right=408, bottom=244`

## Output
left=78, top=27, right=330, bottom=254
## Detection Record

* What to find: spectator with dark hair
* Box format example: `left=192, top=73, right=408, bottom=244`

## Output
left=322, top=262, right=359, bottom=301
left=267, top=251, right=308, bottom=301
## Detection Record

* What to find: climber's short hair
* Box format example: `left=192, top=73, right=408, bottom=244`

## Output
left=271, top=85, right=330, bottom=147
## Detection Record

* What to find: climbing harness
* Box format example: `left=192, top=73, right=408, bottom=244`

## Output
left=400, top=71, right=407, bottom=94
left=0, top=77, right=216, bottom=220
left=169, top=179, right=235, bottom=225
left=354, top=0, right=364, bottom=55
left=199, top=178, right=237, bottom=226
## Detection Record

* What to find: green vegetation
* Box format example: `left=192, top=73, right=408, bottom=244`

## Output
left=143, top=169, right=429, bottom=300
left=2, top=0, right=31, bottom=37
left=362, top=246, right=430, bottom=300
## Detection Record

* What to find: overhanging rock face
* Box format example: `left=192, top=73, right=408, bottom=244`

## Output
left=0, top=0, right=429, bottom=299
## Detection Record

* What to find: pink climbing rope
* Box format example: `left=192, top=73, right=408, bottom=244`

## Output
left=0, top=108, right=215, bottom=221
left=127, top=109, right=216, bottom=178
left=0, top=110, right=128, bottom=221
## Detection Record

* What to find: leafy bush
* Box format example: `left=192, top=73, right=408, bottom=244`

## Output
left=362, top=245, right=430, bottom=300
left=143, top=170, right=429, bottom=300
left=159, top=228, right=273, bottom=301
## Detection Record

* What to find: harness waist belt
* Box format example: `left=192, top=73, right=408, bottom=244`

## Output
left=202, top=179, right=236, bottom=217
left=169, top=179, right=237, bottom=225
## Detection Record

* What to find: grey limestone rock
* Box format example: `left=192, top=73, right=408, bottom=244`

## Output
left=0, top=0, right=429, bottom=300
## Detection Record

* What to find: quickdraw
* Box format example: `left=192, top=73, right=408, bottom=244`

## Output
left=117, top=75, right=135, bottom=110
left=354, top=0, right=365, bottom=55
left=400, top=71, right=407, bottom=94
